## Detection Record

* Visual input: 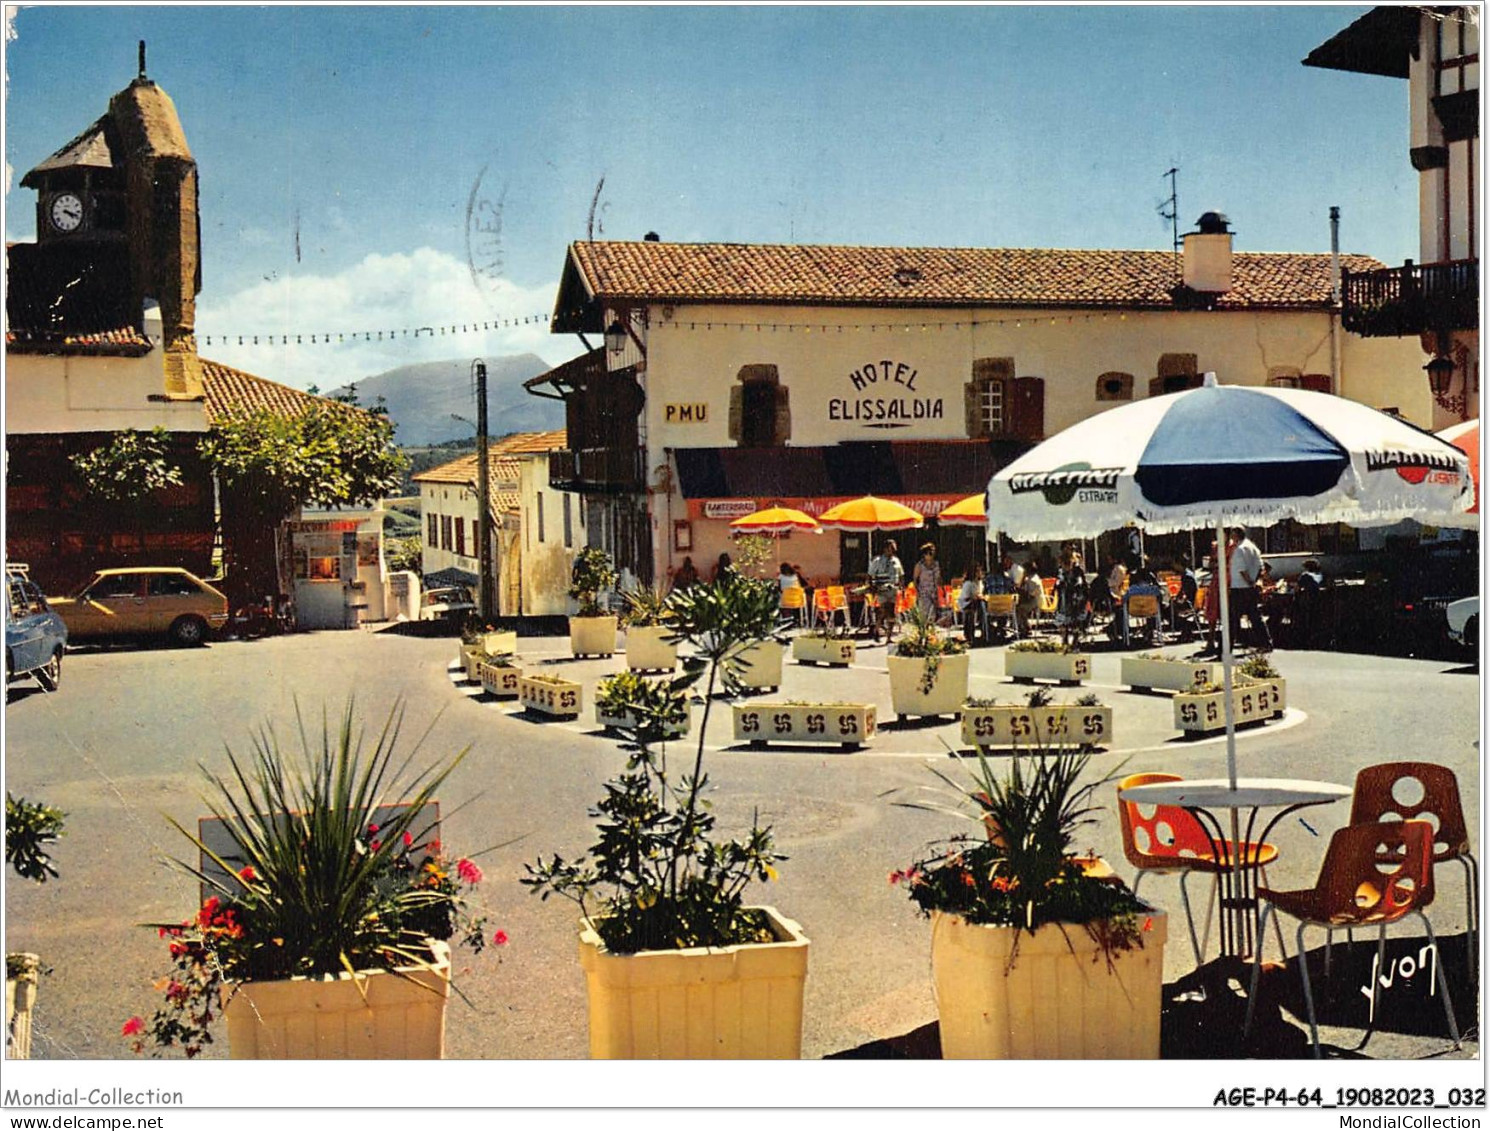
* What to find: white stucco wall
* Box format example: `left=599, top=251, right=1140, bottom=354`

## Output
left=518, top=454, right=582, bottom=616
left=5, top=352, right=208, bottom=434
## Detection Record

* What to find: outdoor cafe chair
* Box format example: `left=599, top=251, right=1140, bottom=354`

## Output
left=984, top=593, right=1017, bottom=640
left=1349, top=762, right=1478, bottom=979
left=1124, top=591, right=1164, bottom=647
left=1117, top=772, right=1285, bottom=966
left=779, top=584, right=808, bottom=628
left=811, top=587, right=835, bottom=629
left=1243, top=820, right=1459, bottom=1058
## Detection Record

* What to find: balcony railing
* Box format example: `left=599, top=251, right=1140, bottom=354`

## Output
left=548, top=447, right=646, bottom=494
left=1340, top=259, right=1478, bottom=337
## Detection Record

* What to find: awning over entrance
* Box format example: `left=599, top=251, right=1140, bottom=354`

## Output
left=675, top=440, right=1013, bottom=500
left=674, top=440, right=1025, bottom=520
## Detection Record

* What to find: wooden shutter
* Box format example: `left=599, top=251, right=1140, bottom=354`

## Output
left=1157, top=353, right=1199, bottom=379
left=773, top=384, right=792, bottom=443
left=1148, top=376, right=1167, bottom=397
left=964, top=381, right=986, bottom=438
left=1009, top=376, right=1045, bottom=441
left=1300, top=373, right=1332, bottom=393
left=727, top=386, right=743, bottom=441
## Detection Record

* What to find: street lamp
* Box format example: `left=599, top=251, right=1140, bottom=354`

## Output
left=449, top=358, right=495, bottom=621
left=1425, top=354, right=1456, bottom=399
left=605, top=319, right=627, bottom=355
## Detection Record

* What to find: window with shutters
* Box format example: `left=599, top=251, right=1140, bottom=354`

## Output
left=440, top=515, right=452, bottom=550
left=537, top=494, right=546, bottom=543
left=563, top=495, right=573, bottom=547
left=427, top=513, right=438, bottom=545
left=965, top=357, right=1014, bottom=439
left=728, top=364, right=790, bottom=447
left=1096, top=372, right=1134, bottom=401
left=979, top=380, right=1005, bottom=433
left=455, top=517, right=466, bottom=557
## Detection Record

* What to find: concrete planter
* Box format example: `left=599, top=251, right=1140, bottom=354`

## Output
left=5, top=953, right=40, bottom=1060
left=482, top=630, right=518, bottom=657
left=479, top=661, right=523, bottom=698
left=960, top=704, right=1113, bottom=751
left=887, top=650, right=970, bottom=719
left=931, top=910, right=1166, bottom=1059
left=570, top=615, right=618, bottom=658
left=519, top=675, right=583, bottom=718
left=792, top=635, right=857, bottom=667
left=729, top=640, right=786, bottom=692
left=625, top=625, right=678, bottom=671
left=579, top=905, right=809, bottom=1059
left=459, top=644, right=486, bottom=682
left=222, top=940, right=450, bottom=1059
left=1004, top=650, right=1092, bottom=686
left=732, top=702, right=876, bottom=750
left=1174, top=678, right=1287, bottom=735
left=1120, top=656, right=1222, bottom=693
left=596, top=704, right=690, bottom=737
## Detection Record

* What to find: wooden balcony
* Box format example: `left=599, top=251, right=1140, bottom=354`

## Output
left=1341, top=259, right=1478, bottom=337
left=548, top=446, right=646, bottom=494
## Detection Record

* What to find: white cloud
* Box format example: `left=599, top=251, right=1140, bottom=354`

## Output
left=195, top=247, right=577, bottom=389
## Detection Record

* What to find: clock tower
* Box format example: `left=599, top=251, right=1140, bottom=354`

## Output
left=14, top=45, right=202, bottom=397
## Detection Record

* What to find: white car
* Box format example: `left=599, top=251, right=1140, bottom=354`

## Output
left=419, top=585, right=476, bottom=622
left=1446, top=596, right=1478, bottom=651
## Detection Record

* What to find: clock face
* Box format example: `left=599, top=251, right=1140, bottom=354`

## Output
left=48, top=193, right=84, bottom=233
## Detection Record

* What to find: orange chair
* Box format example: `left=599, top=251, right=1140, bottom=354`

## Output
left=1349, top=762, right=1478, bottom=976
left=778, top=584, right=807, bottom=627
left=984, top=593, right=1017, bottom=639
left=1118, top=772, right=1282, bottom=965
left=1244, top=820, right=1458, bottom=1058
left=826, top=585, right=850, bottom=628
left=811, top=587, right=834, bottom=628
left=897, top=584, right=917, bottom=619
left=1124, top=591, right=1164, bottom=647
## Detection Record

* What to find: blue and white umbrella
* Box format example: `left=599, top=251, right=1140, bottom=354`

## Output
left=987, top=373, right=1472, bottom=786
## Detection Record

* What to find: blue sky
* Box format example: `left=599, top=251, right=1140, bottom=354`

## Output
left=4, top=4, right=1414, bottom=388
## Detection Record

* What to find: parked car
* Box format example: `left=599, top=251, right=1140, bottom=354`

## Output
left=49, top=567, right=229, bottom=646
left=419, top=585, right=476, bottom=622
left=6, top=567, right=68, bottom=690
left=1446, top=596, right=1479, bottom=652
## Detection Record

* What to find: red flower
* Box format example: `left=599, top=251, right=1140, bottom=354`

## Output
left=121, top=1016, right=144, bottom=1037
left=370, top=840, right=381, bottom=852
left=238, top=866, right=256, bottom=882
left=1143, top=916, right=1154, bottom=933
left=492, top=929, right=509, bottom=946
left=456, top=858, right=483, bottom=885
left=428, top=839, right=442, bottom=854
left=402, top=831, right=414, bottom=849
left=367, top=822, right=380, bottom=834
left=888, top=870, right=902, bottom=886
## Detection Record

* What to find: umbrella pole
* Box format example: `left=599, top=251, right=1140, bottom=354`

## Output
left=1216, top=517, right=1238, bottom=790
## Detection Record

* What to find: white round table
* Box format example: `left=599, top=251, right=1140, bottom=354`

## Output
left=1118, top=777, right=1351, bottom=960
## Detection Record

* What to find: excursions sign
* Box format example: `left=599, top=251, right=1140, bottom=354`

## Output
left=827, top=359, right=945, bottom=430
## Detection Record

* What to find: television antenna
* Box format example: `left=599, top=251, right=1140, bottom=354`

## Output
left=1157, top=167, right=1180, bottom=279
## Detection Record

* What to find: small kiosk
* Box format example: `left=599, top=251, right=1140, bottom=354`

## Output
left=286, top=505, right=388, bottom=630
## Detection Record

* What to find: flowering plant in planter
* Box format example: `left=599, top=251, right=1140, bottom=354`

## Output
left=125, top=701, right=506, bottom=1057
left=893, top=604, right=968, bottom=694
left=524, top=573, right=787, bottom=953
left=893, top=743, right=1147, bottom=959
left=1008, top=637, right=1083, bottom=655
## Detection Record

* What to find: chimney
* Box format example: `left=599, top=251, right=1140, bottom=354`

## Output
left=1182, top=211, right=1233, bottom=294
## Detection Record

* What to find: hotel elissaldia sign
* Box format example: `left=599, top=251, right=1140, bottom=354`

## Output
left=829, top=359, right=944, bottom=429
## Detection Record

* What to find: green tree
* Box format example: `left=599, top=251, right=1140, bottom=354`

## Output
left=199, top=403, right=408, bottom=521
left=69, top=427, right=184, bottom=502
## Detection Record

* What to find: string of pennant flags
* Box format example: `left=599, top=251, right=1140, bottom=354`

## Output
left=194, top=312, right=551, bottom=348
left=192, top=306, right=1167, bottom=348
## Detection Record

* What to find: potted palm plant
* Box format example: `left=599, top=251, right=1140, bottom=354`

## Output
left=125, top=701, right=504, bottom=1060
left=892, top=742, right=1165, bottom=1059
left=568, top=547, right=619, bottom=658
left=524, top=572, right=809, bottom=1059
left=886, top=604, right=970, bottom=720
left=621, top=585, right=678, bottom=672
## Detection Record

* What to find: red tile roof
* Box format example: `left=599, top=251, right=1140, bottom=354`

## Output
left=5, top=325, right=153, bottom=355
left=412, top=432, right=567, bottom=488
left=201, top=358, right=367, bottom=425
left=562, top=240, right=1388, bottom=312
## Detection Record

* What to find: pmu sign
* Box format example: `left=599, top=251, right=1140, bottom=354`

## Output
left=665, top=403, right=709, bottom=424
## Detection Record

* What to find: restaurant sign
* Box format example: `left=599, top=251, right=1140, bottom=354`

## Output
left=702, top=499, right=761, bottom=520
left=827, top=359, right=945, bottom=430
left=692, top=495, right=963, bottom=521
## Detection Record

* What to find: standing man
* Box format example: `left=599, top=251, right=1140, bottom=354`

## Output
left=867, top=539, right=904, bottom=644
left=1227, top=525, right=1272, bottom=652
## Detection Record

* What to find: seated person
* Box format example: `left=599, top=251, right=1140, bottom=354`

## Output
left=958, top=563, right=990, bottom=645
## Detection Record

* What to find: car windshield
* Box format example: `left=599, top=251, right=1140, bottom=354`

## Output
left=424, top=587, right=473, bottom=606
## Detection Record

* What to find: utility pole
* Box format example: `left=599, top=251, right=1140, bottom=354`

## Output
left=473, top=359, right=494, bottom=621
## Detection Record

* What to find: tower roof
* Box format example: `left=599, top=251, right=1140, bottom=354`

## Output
left=20, top=77, right=192, bottom=189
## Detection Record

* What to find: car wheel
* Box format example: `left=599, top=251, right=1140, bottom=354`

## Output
left=36, top=648, right=62, bottom=692
left=169, top=615, right=208, bottom=646
left=1465, top=616, right=1478, bottom=652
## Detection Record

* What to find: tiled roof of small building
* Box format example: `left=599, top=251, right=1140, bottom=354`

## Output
left=5, top=324, right=153, bottom=355
left=562, top=240, right=1388, bottom=312
left=412, top=432, right=567, bottom=487
left=201, top=358, right=364, bottom=424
